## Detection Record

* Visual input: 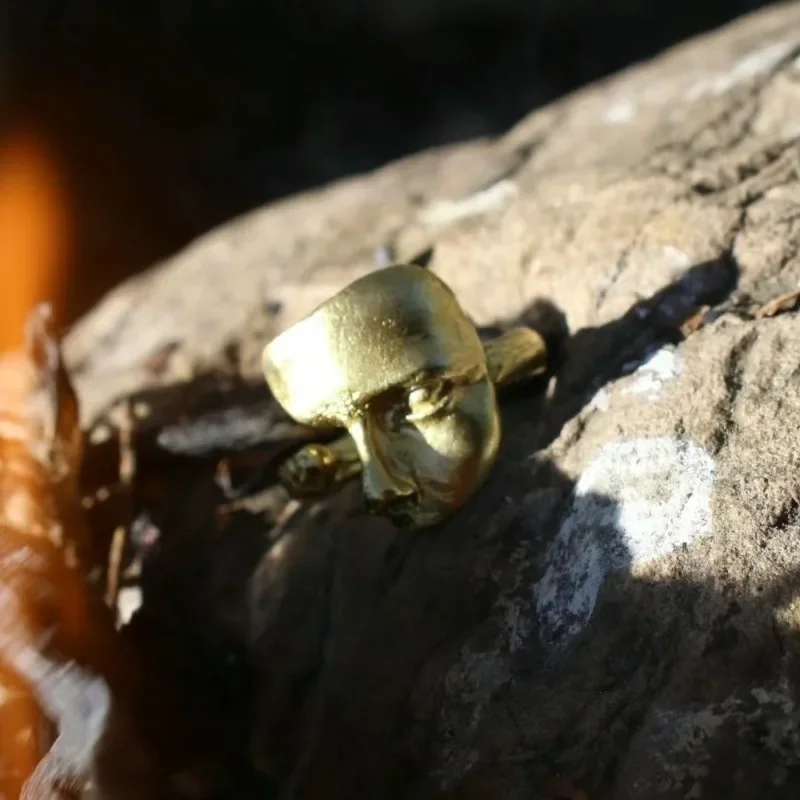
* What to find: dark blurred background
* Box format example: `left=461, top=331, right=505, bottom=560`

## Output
left=0, top=0, right=780, bottom=325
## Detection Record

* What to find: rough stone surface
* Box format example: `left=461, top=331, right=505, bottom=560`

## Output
left=61, top=4, right=800, bottom=798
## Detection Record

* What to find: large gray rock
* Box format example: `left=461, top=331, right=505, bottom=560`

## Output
left=65, top=3, right=800, bottom=798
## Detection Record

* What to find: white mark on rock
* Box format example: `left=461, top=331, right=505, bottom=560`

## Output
left=604, top=98, right=637, bottom=124
left=588, top=387, right=611, bottom=412
left=117, top=587, right=143, bottom=626
left=622, top=347, right=681, bottom=400
left=660, top=245, right=692, bottom=272
left=535, top=436, right=715, bottom=648
left=732, top=41, right=798, bottom=80
left=418, top=180, right=518, bottom=225
left=751, top=683, right=796, bottom=715
left=685, top=40, right=797, bottom=101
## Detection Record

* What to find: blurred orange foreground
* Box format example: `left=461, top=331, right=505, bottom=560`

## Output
left=0, top=131, right=72, bottom=796
left=0, top=131, right=71, bottom=352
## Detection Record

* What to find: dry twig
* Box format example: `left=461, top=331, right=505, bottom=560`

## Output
left=105, top=400, right=136, bottom=618
left=755, top=289, right=800, bottom=319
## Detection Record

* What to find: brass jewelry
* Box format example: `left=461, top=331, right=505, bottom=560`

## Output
left=262, top=265, right=548, bottom=529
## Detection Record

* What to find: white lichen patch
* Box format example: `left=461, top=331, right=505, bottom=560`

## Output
left=622, top=347, right=682, bottom=400
left=535, top=436, right=715, bottom=648
left=648, top=679, right=800, bottom=794
left=650, top=702, right=737, bottom=793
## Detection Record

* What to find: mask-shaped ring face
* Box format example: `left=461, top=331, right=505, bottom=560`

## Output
left=262, top=266, right=501, bottom=528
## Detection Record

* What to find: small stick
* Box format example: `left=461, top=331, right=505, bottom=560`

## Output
left=679, top=304, right=710, bottom=337
left=105, top=400, right=135, bottom=619
left=755, top=289, right=800, bottom=319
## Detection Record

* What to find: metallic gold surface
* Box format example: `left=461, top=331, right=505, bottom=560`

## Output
left=262, top=266, right=548, bottom=528
left=484, top=326, right=548, bottom=387
left=278, top=437, right=362, bottom=498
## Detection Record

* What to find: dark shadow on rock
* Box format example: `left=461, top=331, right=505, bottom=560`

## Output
left=497, top=254, right=740, bottom=453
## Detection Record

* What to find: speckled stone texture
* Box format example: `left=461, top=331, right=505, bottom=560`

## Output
left=58, top=3, right=800, bottom=798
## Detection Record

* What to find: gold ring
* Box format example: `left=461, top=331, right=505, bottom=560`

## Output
left=262, top=265, right=548, bottom=529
